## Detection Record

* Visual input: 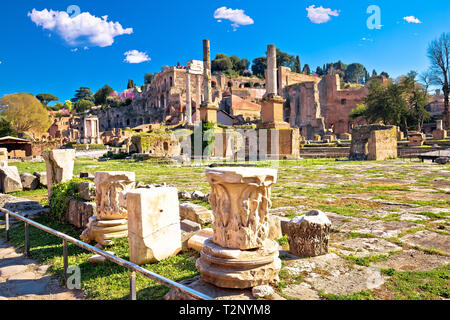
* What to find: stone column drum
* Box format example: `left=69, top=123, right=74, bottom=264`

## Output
left=196, top=167, right=281, bottom=289
left=80, top=171, right=135, bottom=249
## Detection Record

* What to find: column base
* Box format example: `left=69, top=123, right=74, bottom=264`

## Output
left=196, top=238, right=281, bottom=289
left=80, top=217, right=128, bottom=249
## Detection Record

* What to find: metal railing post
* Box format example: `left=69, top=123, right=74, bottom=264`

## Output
left=63, top=239, right=68, bottom=283
left=5, top=213, right=9, bottom=241
left=130, top=270, right=137, bottom=300
left=24, top=222, right=30, bottom=257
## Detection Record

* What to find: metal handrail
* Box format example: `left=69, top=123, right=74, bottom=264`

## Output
left=0, top=207, right=213, bottom=301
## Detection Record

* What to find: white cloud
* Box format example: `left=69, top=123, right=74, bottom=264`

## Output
left=124, top=50, right=151, bottom=64
left=28, top=8, right=133, bottom=47
left=404, top=16, right=422, bottom=24
left=306, top=5, right=340, bottom=24
left=362, top=37, right=373, bottom=42
left=70, top=48, right=78, bottom=52
left=214, top=7, right=254, bottom=30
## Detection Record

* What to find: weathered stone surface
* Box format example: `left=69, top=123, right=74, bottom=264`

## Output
left=206, top=167, right=277, bottom=250
left=65, top=200, right=96, bottom=229
left=252, top=285, right=275, bottom=299
left=20, top=173, right=39, bottom=191
left=33, top=172, right=47, bottom=187
left=371, top=249, right=450, bottom=271
left=127, top=188, right=181, bottom=265
left=401, top=230, right=450, bottom=254
left=80, top=171, right=135, bottom=248
left=181, top=220, right=202, bottom=251
left=286, top=210, right=331, bottom=257
left=0, top=166, right=23, bottom=193
left=43, top=149, right=75, bottom=195
left=283, top=253, right=387, bottom=296
left=408, top=132, right=425, bottom=146
left=196, top=239, right=282, bottom=289
left=188, top=228, right=213, bottom=252
left=178, top=191, right=192, bottom=200
left=281, top=282, right=320, bottom=300
left=436, top=157, right=449, bottom=165
left=349, top=125, right=397, bottom=161
left=78, top=182, right=96, bottom=201
left=332, top=238, right=402, bottom=257
left=94, top=171, right=135, bottom=220
left=179, top=203, right=213, bottom=226
left=191, top=191, right=205, bottom=200
left=268, top=215, right=283, bottom=240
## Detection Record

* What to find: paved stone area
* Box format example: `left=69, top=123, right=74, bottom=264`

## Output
left=0, top=238, right=82, bottom=300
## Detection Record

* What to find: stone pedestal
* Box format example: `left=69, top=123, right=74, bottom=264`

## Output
left=286, top=210, right=331, bottom=257
left=43, top=149, right=75, bottom=197
left=127, top=188, right=181, bottom=265
left=80, top=171, right=135, bottom=248
left=258, top=97, right=290, bottom=129
left=408, top=132, right=425, bottom=146
left=200, top=105, right=218, bottom=123
left=196, top=167, right=281, bottom=289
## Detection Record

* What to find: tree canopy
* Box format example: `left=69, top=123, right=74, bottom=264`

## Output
left=211, top=54, right=250, bottom=77
left=0, top=93, right=51, bottom=137
left=36, top=93, right=58, bottom=106
left=71, top=87, right=94, bottom=103
left=74, top=99, right=94, bottom=113
left=94, top=85, right=115, bottom=106
left=350, top=72, right=430, bottom=131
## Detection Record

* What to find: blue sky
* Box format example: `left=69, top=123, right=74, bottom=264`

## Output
left=0, top=0, right=449, bottom=103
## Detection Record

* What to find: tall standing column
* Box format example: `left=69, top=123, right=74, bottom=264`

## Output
left=265, top=44, right=278, bottom=98
left=202, top=39, right=212, bottom=106
left=186, top=72, right=192, bottom=125
left=196, top=75, right=202, bottom=123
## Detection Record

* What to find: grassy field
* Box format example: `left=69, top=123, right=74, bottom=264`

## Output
left=1, top=157, right=449, bottom=300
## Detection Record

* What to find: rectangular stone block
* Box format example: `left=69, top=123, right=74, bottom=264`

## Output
left=127, top=188, right=181, bottom=265
left=179, top=203, right=213, bottom=226
left=0, top=166, right=23, bottom=193
left=66, top=200, right=97, bottom=229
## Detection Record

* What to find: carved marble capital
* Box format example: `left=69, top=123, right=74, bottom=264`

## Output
left=205, top=167, right=277, bottom=250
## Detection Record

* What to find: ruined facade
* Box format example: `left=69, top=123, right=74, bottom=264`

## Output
left=281, top=68, right=368, bottom=138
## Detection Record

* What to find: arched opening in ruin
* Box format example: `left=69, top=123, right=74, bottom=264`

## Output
left=163, top=142, right=169, bottom=152
left=160, top=95, right=165, bottom=108
left=227, top=81, right=232, bottom=88
left=169, top=77, right=173, bottom=87
left=211, top=81, right=217, bottom=88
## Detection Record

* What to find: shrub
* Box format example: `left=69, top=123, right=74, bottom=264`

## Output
left=49, top=178, right=90, bottom=224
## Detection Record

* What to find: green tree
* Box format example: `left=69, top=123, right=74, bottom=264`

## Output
left=212, top=54, right=233, bottom=74
left=127, top=80, right=136, bottom=89
left=64, top=100, right=73, bottom=112
left=71, top=87, right=94, bottom=103
left=344, top=63, right=368, bottom=84
left=0, top=116, right=16, bottom=137
left=94, top=85, right=115, bottom=106
left=36, top=93, right=58, bottom=106
left=293, top=56, right=301, bottom=73
left=251, top=57, right=267, bottom=78
left=0, top=93, right=51, bottom=137
left=302, top=64, right=311, bottom=75
left=74, top=99, right=94, bottom=113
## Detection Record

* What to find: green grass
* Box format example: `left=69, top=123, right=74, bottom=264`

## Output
left=381, top=264, right=450, bottom=300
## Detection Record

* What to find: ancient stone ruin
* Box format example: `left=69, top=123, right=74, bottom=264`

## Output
left=43, top=149, right=76, bottom=196
left=127, top=188, right=181, bottom=265
left=286, top=210, right=331, bottom=257
left=196, top=167, right=281, bottom=289
left=80, top=171, right=135, bottom=249
left=349, top=125, right=398, bottom=161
